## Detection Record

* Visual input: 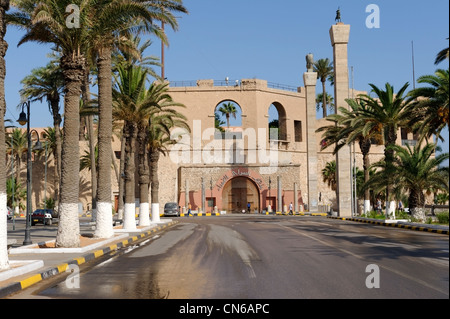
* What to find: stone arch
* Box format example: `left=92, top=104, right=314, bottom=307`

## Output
left=268, top=102, right=287, bottom=141
left=221, top=176, right=260, bottom=213
left=214, top=99, right=242, bottom=131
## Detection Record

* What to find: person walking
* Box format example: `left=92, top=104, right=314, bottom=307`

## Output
left=289, top=202, right=293, bottom=215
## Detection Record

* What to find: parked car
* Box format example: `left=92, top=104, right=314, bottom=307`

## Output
left=164, top=202, right=180, bottom=217
left=7, top=206, right=13, bottom=220
left=31, top=209, right=54, bottom=226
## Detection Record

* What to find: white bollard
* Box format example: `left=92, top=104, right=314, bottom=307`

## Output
left=151, top=203, right=160, bottom=223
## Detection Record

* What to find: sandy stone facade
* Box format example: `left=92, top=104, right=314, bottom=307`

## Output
left=9, top=23, right=424, bottom=218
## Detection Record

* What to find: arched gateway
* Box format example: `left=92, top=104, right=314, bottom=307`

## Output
left=222, top=177, right=260, bottom=213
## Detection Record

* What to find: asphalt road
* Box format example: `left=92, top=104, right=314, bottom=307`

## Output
left=10, top=215, right=449, bottom=299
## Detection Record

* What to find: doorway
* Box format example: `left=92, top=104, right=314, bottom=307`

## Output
left=222, top=177, right=260, bottom=213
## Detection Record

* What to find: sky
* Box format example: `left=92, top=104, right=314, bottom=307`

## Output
left=3, top=0, right=449, bottom=160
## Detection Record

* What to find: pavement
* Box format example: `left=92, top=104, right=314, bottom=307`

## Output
left=0, top=216, right=179, bottom=298
left=1, top=213, right=448, bottom=298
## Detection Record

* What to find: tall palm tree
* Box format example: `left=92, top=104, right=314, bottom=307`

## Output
left=218, top=102, right=237, bottom=128
left=11, top=0, right=90, bottom=247
left=316, top=92, right=334, bottom=114
left=91, top=0, right=187, bottom=238
left=317, top=97, right=382, bottom=214
left=7, top=128, right=28, bottom=186
left=146, top=82, right=188, bottom=220
left=112, top=64, right=150, bottom=230
left=314, top=58, right=334, bottom=118
left=356, top=82, right=413, bottom=217
left=20, top=60, right=64, bottom=200
left=42, top=126, right=61, bottom=201
left=408, top=68, right=449, bottom=142
left=0, top=0, right=10, bottom=270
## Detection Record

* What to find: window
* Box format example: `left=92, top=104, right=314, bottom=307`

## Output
left=294, top=120, right=302, bottom=142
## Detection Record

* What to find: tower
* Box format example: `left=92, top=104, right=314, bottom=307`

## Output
left=330, top=22, right=352, bottom=217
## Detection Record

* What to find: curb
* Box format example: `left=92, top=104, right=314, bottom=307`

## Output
left=327, top=216, right=449, bottom=235
left=0, top=221, right=179, bottom=298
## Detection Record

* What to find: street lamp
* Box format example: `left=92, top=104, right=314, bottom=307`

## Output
left=18, top=100, right=43, bottom=245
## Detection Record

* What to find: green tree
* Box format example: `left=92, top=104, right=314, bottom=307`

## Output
left=91, top=0, right=187, bottom=238
left=146, top=82, right=189, bottom=210
left=434, top=38, right=449, bottom=65
left=218, top=102, right=237, bottom=128
left=112, top=64, right=151, bottom=229
left=11, top=0, right=91, bottom=247
left=355, top=82, right=413, bottom=217
left=385, top=144, right=448, bottom=221
left=408, top=69, right=449, bottom=142
left=322, top=160, right=337, bottom=192
left=317, top=97, right=382, bottom=214
left=20, top=60, right=64, bottom=197
left=0, top=0, right=10, bottom=270
left=313, top=58, right=334, bottom=118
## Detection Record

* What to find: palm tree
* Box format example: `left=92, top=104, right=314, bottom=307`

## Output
left=0, top=0, right=10, bottom=270
left=7, top=128, right=28, bottom=185
left=20, top=60, right=64, bottom=200
left=314, top=58, right=334, bottom=118
left=386, top=143, right=448, bottom=221
left=317, top=98, right=383, bottom=214
left=316, top=92, right=334, bottom=114
left=218, top=102, right=237, bottom=128
left=11, top=0, right=91, bottom=247
left=408, top=69, right=449, bottom=142
left=356, top=82, right=413, bottom=217
left=112, top=64, right=150, bottom=230
left=434, top=38, right=449, bottom=65
left=42, top=127, right=62, bottom=200
left=322, top=160, right=337, bottom=191
left=90, top=0, right=187, bottom=238
left=146, top=82, right=189, bottom=220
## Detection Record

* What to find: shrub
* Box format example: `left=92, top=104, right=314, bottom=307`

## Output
left=436, top=211, right=449, bottom=225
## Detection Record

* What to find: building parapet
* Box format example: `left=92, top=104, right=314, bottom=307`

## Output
left=168, top=78, right=302, bottom=94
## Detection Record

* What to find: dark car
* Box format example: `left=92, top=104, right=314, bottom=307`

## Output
left=31, top=209, right=54, bottom=226
left=164, top=202, right=180, bottom=217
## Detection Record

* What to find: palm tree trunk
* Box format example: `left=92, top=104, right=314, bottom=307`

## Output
left=322, top=79, right=327, bottom=118
left=150, top=149, right=161, bottom=222
left=384, top=127, right=397, bottom=218
left=123, top=121, right=137, bottom=230
left=55, top=54, right=85, bottom=248
left=94, top=46, right=114, bottom=238
left=138, top=124, right=151, bottom=226
left=82, top=63, right=97, bottom=220
left=117, top=130, right=126, bottom=220
left=359, top=138, right=371, bottom=214
left=50, top=99, right=61, bottom=210
left=0, top=0, right=10, bottom=270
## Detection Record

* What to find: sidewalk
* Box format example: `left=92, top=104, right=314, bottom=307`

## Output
left=0, top=217, right=178, bottom=298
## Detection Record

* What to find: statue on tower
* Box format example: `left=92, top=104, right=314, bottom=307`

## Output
left=335, top=7, right=341, bottom=23
left=306, top=53, right=314, bottom=72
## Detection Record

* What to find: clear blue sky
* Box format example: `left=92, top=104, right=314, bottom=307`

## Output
left=3, top=0, right=449, bottom=159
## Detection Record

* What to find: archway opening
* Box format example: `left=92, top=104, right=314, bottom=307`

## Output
left=214, top=100, right=242, bottom=134
left=221, top=176, right=260, bottom=213
left=268, top=102, right=287, bottom=141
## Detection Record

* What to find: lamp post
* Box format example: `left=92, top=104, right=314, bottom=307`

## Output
left=18, top=101, right=42, bottom=245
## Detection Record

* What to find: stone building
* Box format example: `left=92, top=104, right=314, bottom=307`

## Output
left=9, top=22, right=422, bottom=218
